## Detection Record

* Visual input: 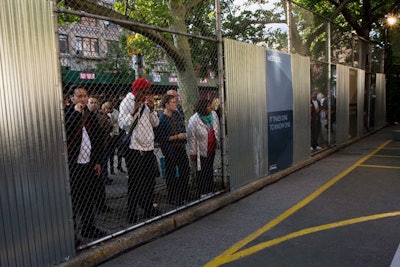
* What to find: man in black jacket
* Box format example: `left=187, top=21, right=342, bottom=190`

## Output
left=65, top=85, right=106, bottom=245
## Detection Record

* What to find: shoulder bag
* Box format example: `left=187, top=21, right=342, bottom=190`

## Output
left=120, top=105, right=145, bottom=157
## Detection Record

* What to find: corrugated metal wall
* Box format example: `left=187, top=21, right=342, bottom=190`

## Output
left=224, top=39, right=268, bottom=190
left=336, top=64, right=350, bottom=144
left=224, top=40, right=312, bottom=189
left=224, top=37, right=383, bottom=192
left=0, top=0, right=75, bottom=266
left=375, top=73, right=386, bottom=128
left=336, top=66, right=380, bottom=143
left=291, top=54, right=311, bottom=164
left=357, top=69, right=366, bottom=136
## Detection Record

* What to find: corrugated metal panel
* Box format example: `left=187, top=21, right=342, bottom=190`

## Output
left=0, top=0, right=74, bottom=266
left=357, top=69, right=365, bottom=136
left=375, top=73, right=386, bottom=127
left=336, top=64, right=350, bottom=144
left=291, top=54, right=311, bottom=164
left=224, top=39, right=268, bottom=190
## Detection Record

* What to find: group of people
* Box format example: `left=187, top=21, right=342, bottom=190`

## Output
left=118, top=78, right=221, bottom=221
left=310, top=90, right=336, bottom=151
left=65, top=78, right=220, bottom=246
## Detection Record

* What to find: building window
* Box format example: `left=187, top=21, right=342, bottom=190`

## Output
left=81, top=17, right=97, bottom=27
left=75, top=37, right=99, bottom=57
left=59, top=34, right=69, bottom=54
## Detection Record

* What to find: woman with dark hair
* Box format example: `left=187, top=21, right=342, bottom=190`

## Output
left=187, top=98, right=220, bottom=196
left=155, top=94, right=190, bottom=205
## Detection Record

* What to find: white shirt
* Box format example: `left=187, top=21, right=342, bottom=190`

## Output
left=118, top=92, right=159, bottom=151
left=312, top=100, right=319, bottom=111
left=108, top=108, right=120, bottom=136
left=77, top=127, right=91, bottom=164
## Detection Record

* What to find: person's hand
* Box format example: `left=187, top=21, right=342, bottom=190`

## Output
left=171, top=133, right=186, bottom=141
left=147, top=95, right=155, bottom=111
left=75, top=103, right=85, bottom=113
left=94, top=164, right=101, bottom=176
left=177, top=133, right=186, bottom=139
left=190, top=155, right=196, bottom=161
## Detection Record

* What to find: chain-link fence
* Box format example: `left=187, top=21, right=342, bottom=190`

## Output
left=56, top=0, right=384, bottom=249
left=57, top=0, right=223, bottom=249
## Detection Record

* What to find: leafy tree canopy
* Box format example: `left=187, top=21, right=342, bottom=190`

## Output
left=293, top=0, right=400, bottom=40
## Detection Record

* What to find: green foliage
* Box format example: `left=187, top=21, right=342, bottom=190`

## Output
left=57, top=1, right=80, bottom=25
left=221, top=0, right=289, bottom=52
left=111, top=0, right=221, bottom=77
left=186, top=1, right=218, bottom=78
left=293, top=0, right=399, bottom=36
left=113, top=0, right=173, bottom=27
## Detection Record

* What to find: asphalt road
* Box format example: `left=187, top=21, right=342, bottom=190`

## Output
left=98, top=125, right=400, bottom=267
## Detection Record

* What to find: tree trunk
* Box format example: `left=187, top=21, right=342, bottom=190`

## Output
left=168, top=1, right=200, bottom=118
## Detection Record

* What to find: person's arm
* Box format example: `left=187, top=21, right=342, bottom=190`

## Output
left=90, top=112, right=105, bottom=165
left=175, top=112, right=187, bottom=134
left=65, top=105, right=85, bottom=148
left=155, top=116, right=169, bottom=144
left=149, top=109, right=159, bottom=128
left=187, top=116, right=197, bottom=161
left=146, top=95, right=159, bottom=128
left=118, top=93, right=141, bottom=132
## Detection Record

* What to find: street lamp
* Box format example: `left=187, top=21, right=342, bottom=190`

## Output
left=387, top=15, right=397, bottom=27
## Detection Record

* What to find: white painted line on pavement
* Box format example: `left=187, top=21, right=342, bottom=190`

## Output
left=390, top=243, right=400, bottom=267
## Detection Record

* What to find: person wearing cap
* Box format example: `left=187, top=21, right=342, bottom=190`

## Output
left=118, top=77, right=161, bottom=222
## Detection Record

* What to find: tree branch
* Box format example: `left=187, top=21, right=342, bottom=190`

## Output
left=64, top=0, right=187, bottom=70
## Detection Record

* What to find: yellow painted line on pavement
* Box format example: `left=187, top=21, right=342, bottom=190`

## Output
left=205, top=140, right=392, bottom=267
left=373, top=155, right=400, bottom=158
left=360, top=164, right=400, bottom=169
left=214, top=212, right=400, bottom=265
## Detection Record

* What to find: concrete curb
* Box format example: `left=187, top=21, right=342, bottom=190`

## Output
left=58, top=126, right=385, bottom=267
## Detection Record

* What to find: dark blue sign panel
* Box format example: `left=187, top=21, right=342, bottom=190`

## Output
left=266, top=50, right=293, bottom=172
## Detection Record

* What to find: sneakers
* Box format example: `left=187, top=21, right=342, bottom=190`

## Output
left=81, top=226, right=107, bottom=239
left=316, top=146, right=322, bottom=150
